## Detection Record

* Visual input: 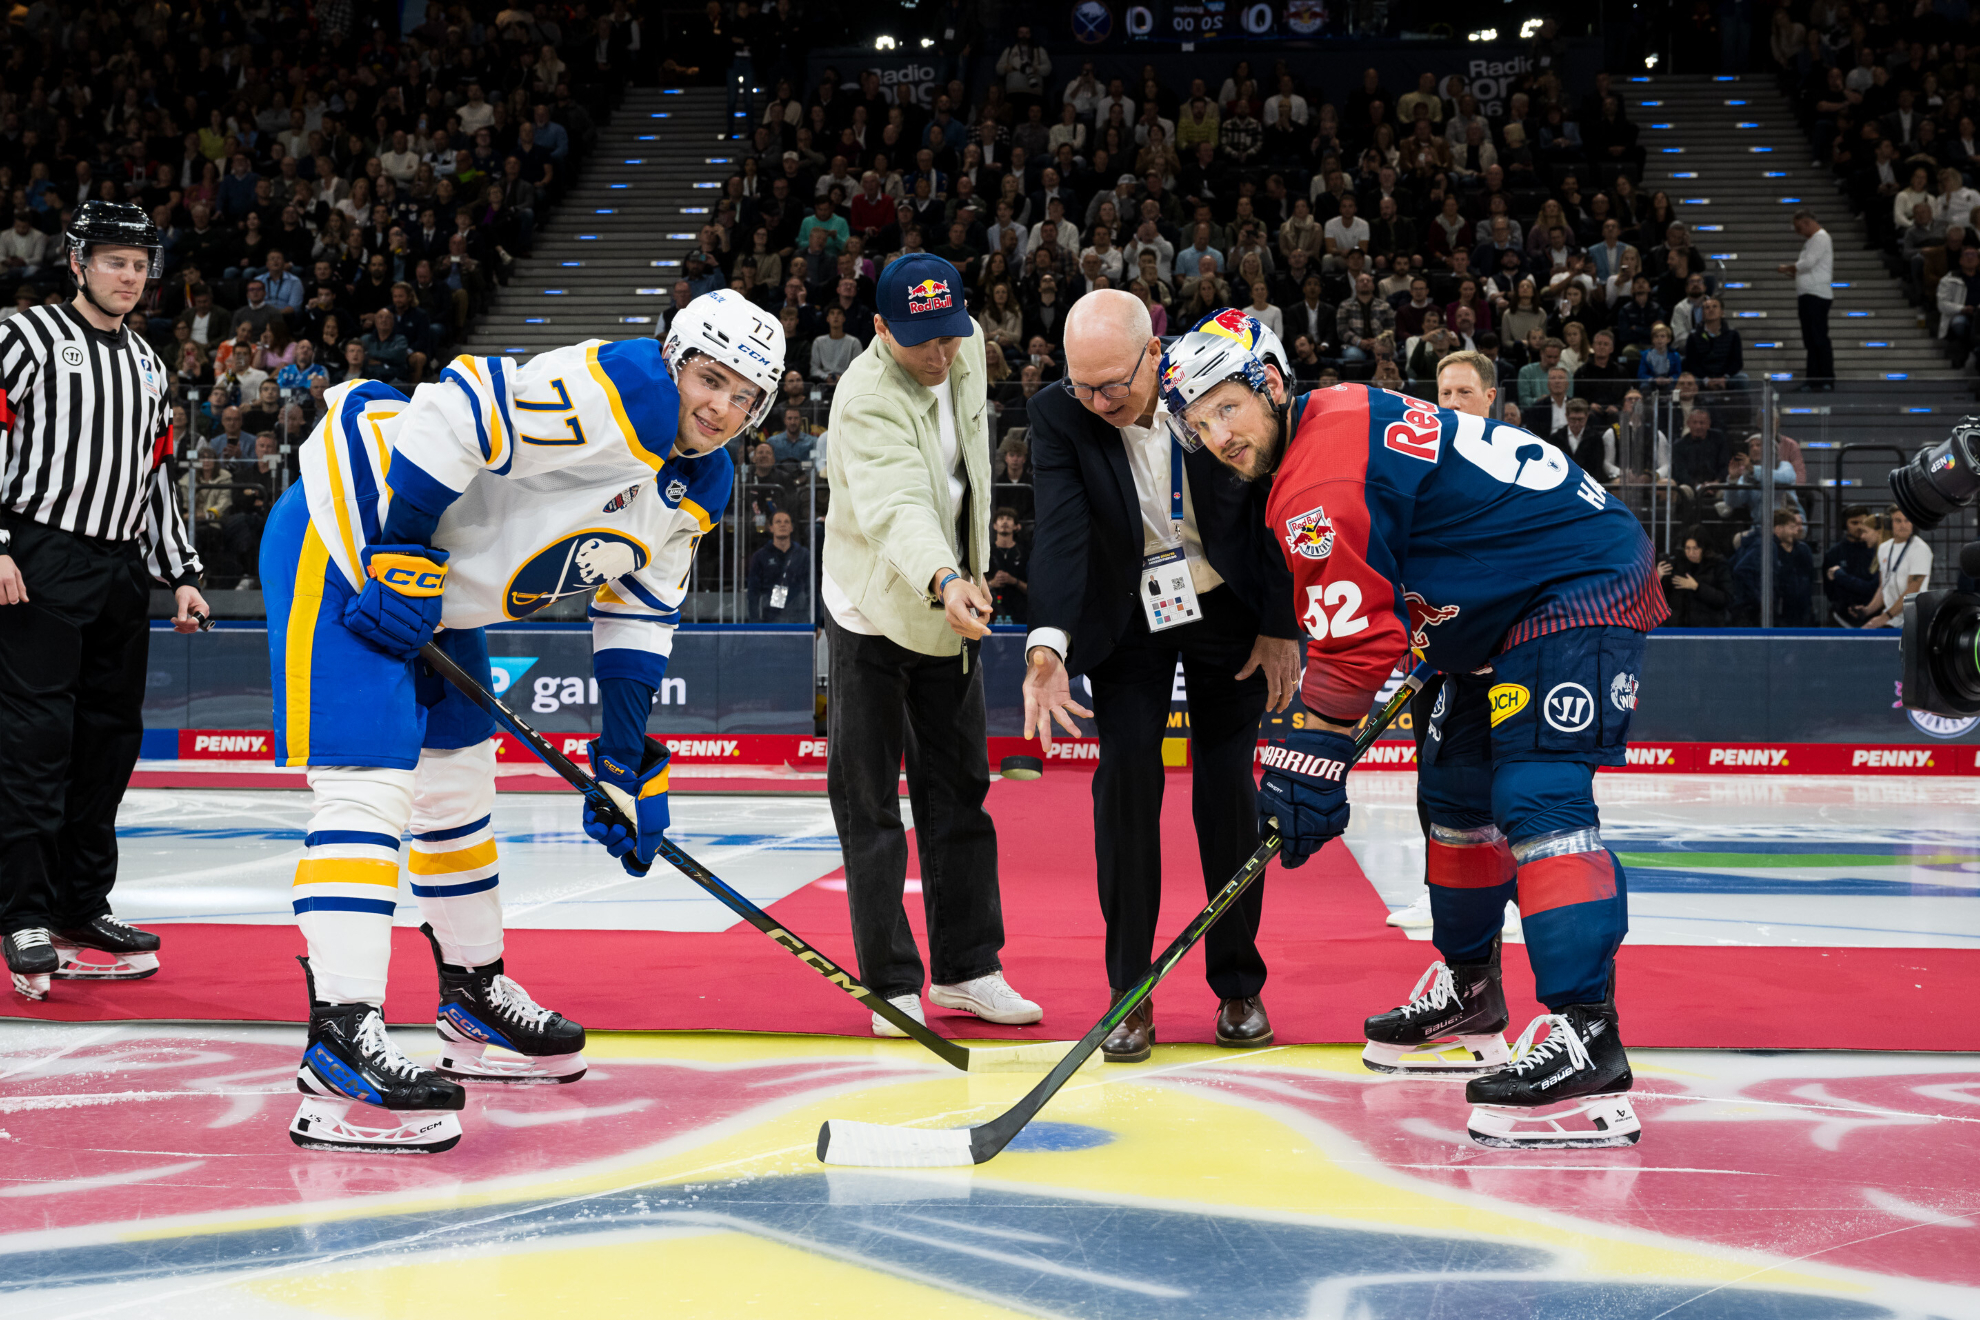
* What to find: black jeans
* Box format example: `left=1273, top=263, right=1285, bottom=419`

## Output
left=1087, top=586, right=1270, bottom=1000
left=1798, top=293, right=1834, bottom=383
left=0, top=517, right=151, bottom=934
left=825, top=617, right=1005, bottom=999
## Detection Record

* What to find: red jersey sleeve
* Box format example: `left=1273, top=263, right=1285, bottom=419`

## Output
left=1278, top=476, right=1412, bottom=720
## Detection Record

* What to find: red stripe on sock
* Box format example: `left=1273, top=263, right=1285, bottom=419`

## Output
left=1518, top=851, right=1618, bottom=917
left=1427, top=837, right=1517, bottom=889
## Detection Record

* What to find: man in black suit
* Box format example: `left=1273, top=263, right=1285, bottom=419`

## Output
left=1021, top=290, right=1301, bottom=1061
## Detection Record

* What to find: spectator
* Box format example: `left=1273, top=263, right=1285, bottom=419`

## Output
left=810, top=305, right=860, bottom=381
left=1638, top=323, right=1682, bottom=391
left=1322, top=193, right=1370, bottom=273
left=765, top=408, right=818, bottom=464
left=986, top=506, right=1029, bottom=623
left=1660, top=528, right=1730, bottom=626
left=1549, top=398, right=1614, bottom=480
left=746, top=510, right=812, bottom=622
left=1671, top=407, right=1730, bottom=493
left=1516, top=336, right=1568, bottom=409
left=1822, top=504, right=1881, bottom=626
left=360, top=308, right=417, bottom=386
left=1938, top=244, right=1980, bottom=364
left=1863, top=505, right=1932, bottom=628
left=1730, top=509, right=1816, bottom=626
left=1337, top=272, right=1394, bottom=365
left=1682, top=297, right=1747, bottom=393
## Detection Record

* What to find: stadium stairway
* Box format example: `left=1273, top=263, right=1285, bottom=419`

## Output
left=458, top=86, right=741, bottom=362
left=1635, top=72, right=1944, bottom=384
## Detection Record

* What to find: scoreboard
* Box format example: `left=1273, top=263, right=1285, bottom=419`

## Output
left=1118, top=0, right=1329, bottom=41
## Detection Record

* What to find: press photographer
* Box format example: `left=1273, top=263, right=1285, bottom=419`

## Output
left=1888, top=418, right=1980, bottom=714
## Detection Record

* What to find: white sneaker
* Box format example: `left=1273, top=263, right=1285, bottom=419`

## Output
left=871, top=992, right=925, bottom=1038
left=929, top=971, right=1043, bottom=1025
left=1502, top=900, right=1524, bottom=942
left=1386, top=893, right=1434, bottom=929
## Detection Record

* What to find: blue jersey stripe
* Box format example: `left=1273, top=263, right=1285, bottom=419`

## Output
left=412, top=814, right=493, bottom=842
left=409, top=875, right=501, bottom=898
left=293, top=895, right=399, bottom=916
left=303, top=829, right=402, bottom=851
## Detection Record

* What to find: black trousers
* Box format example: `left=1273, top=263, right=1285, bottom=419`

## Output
left=0, top=518, right=151, bottom=934
left=825, top=617, right=1005, bottom=999
left=1798, top=293, right=1834, bottom=384
left=1087, top=586, right=1270, bottom=1000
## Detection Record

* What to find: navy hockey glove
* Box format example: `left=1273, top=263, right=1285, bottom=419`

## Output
left=1257, top=726, right=1356, bottom=869
left=343, top=545, right=449, bottom=660
left=587, top=740, right=671, bottom=876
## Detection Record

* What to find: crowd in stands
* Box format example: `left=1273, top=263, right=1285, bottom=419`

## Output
left=0, top=0, right=634, bottom=584
left=1777, top=1, right=1980, bottom=369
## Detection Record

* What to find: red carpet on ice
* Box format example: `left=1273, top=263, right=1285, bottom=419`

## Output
left=12, top=774, right=1976, bottom=1050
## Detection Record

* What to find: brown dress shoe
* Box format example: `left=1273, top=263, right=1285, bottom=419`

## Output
left=1215, top=995, right=1274, bottom=1047
left=1102, top=989, right=1154, bottom=1062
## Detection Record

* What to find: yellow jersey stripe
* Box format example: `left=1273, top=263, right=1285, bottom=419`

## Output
left=587, top=343, right=656, bottom=472
left=407, top=839, right=500, bottom=875
left=679, top=498, right=714, bottom=533
left=282, top=524, right=331, bottom=766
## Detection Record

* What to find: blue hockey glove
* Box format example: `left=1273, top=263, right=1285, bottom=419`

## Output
left=1257, top=726, right=1356, bottom=869
left=586, top=740, right=670, bottom=876
left=342, top=544, right=449, bottom=660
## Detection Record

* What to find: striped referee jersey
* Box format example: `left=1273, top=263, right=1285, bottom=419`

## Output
left=0, top=303, right=200, bottom=586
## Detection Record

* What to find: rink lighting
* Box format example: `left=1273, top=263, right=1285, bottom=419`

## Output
left=1732, top=310, right=1766, bottom=317
left=663, top=89, right=684, bottom=95
left=1905, top=403, right=1934, bottom=410
left=1519, top=17, right=1544, bottom=37
left=609, top=183, right=630, bottom=189
left=1769, top=372, right=1795, bottom=380
left=560, top=261, right=583, bottom=267
left=594, top=208, right=618, bottom=214
left=1680, top=197, right=1709, bottom=204
left=650, top=112, right=671, bottom=118
left=1695, top=224, right=1724, bottom=231
left=625, top=158, right=645, bottom=164
left=576, top=234, right=601, bottom=241
left=1672, top=171, right=1699, bottom=178
left=1724, top=281, right=1751, bottom=289
left=621, top=316, right=653, bottom=323
left=1714, top=75, right=1738, bottom=81
left=920, top=37, right=934, bottom=47
left=1726, top=99, right=1748, bottom=105
left=651, top=259, right=681, bottom=266
left=506, top=347, right=528, bottom=353
left=1650, top=123, right=1673, bottom=129
left=1661, top=147, right=1684, bottom=153
left=1467, top=28, right=1498, bottom=40
left=1642, top=57, right=1658, bottom=70
left=1866, top=341, right=1894, bottom=347
left=1834, top=281, right=1853, bottom=288
left=1844, top=311, right=1872, bottom=317
left=636, top=135, right=658, bottom=142
left=1642, top=100, right=1663, bottom=107
left=874, top=34, right=897, bottom=50
left=1779, top=197, right=1803, bottom=203
left=694, top=182, right=721, bottom=188
left=523, top=317, right=548, bottom=324
left=1630, top=73, right=1652, bottom=80
left=542, top=289, right=566, bottom=295
left=1709, top=252, right=1736, bottom=259
left=706, top=158, right=734, bottom=164
left=1755, top=340, right=1784, bottom=347
left=681, top=206, right=711, bottom=214
left=635, top=288, right=665, bottom=295
left=667, top=232, right=696, bottom=239
left=1735, top=121, right=1760, bottom=128
left=1750, top=146, right=1775, bottom=152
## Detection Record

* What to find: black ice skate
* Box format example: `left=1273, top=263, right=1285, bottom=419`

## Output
left=1361, top=939, right=1511, bottom=1078
left=6, top=927, right=59, bottom=1001
left=424, top=924, right=587, bottom=1083
left=291, top=957, right=466, bottom=1154
left=52, top=915, right=161, bottom=981
left=1464, top=1000, right=1639, bottom=1149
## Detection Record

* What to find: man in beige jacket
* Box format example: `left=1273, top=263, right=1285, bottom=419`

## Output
left=822, top=253, right=1042, bottom=1036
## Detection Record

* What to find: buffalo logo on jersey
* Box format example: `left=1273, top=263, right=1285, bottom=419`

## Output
left=1610, top=672, right=1639, bottom=712
left=601, top=483, right=641, bottom=513
left=1284, top=505, right=1335, bottom=559
left=1488, top=683, right=1530, bottom=727
left=907, top=279, right=953, bottom=313
left=504, top=530, right=649, bottom=618
left=1403, top=591, right=1461, bottom=647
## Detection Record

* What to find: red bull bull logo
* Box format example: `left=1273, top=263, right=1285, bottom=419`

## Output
left=1203, top=308, right=1258, bottom=345
left=907, top=278, right=953, bottom=313
left=1283, top=504, right=1335, bottom=560
left=1403, top=591, right=1461, bottom=647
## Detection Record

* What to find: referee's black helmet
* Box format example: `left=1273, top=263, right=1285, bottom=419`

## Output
left=66, top=201, right=163, bottom=279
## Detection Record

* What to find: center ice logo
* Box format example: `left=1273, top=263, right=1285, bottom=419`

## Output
left=504, top=529, right=649, bottom=617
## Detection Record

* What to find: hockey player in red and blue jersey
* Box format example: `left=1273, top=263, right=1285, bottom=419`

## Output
left=1159, top=311, right=1666, bottom=1149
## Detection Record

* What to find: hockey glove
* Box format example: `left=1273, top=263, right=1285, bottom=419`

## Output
left=587, top=739, right=671, bottom=876
left=1257, top=726, right=1356, bottom=869
left=343, top=545, right=449, bottom=660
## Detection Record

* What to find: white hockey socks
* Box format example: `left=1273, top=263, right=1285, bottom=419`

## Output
left=408, top=740, right=505, bottom=970
left=295, top=766, right=417, bottom=1005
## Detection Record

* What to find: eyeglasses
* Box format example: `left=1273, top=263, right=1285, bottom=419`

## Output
left=1060, top=346, right=1150, bottom=402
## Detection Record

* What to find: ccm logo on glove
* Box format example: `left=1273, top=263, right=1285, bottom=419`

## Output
left=367, top=552, right=448, bottom=596
left=1258, top=746, right=1347, bottom=780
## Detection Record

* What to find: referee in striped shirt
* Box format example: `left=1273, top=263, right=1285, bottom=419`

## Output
left=0, top=201, right=209, bottom=999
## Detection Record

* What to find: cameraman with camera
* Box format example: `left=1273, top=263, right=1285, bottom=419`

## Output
left=1889, top=418, right=1980, bottom=714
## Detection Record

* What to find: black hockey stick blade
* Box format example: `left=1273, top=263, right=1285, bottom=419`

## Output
left=817, top=660, right=1436, bottom=1168
left=416, top=641, right=1072, bottom=1075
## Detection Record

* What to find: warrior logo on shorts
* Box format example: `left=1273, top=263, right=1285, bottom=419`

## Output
left=1545, top=681, right=1596, bottom=733
left=505, top=529, right=650, bottom=618
left=1403, top=591, right=1461, bottom=648
left=1610, top=672, right=1639, bottom=712
left=1284, top=505, right=1335, bottom=559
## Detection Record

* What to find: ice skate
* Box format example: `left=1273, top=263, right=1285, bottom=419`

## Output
left=291, top=958, right=465, bottom=1154
left=1361, top=939, right=1511, bottom=1078
left=52, top=915, right=161, bottom=981
left=424, top=925, right=587, bottom=1083
left=1384, top=892, right=1433, bottom=928
left=5, top=927, right=58, bottom=1001
left=871, top=992, right=925, bottom=1038
left=1464, top=1001, right=1639, bottom=1149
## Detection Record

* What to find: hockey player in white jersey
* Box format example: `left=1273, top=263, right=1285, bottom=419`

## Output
left=259, top=290, right=783, bottom=1152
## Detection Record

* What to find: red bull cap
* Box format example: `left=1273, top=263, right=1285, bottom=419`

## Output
left=879, top=253, right=974, bottom=346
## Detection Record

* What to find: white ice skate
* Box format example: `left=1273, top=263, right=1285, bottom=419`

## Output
left=871, top=992, right=926, bottom=1038
left=929, top=971, right=1043, bottom=1025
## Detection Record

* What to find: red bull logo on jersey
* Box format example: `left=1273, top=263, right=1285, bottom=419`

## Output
left=907, top=279, right=953, bottom=313
left=1283, top=505, right=1335, bottom=559
left=1404, top=591, right=1461, bottom=648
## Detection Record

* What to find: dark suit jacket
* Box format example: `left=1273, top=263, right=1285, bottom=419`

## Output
left=1024, top=383, right=1300, bottom=677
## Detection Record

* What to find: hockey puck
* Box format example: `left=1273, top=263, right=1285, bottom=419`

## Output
left=999, top=755, right=1044, bottom=781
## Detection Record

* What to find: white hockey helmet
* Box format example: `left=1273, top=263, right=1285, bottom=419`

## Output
left=1158, top=308, right=1290, bottom=451
left=661, top=288, right=787, bottom=429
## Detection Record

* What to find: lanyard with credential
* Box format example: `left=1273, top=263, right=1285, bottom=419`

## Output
left=1169, top=435, right=1185, bottom=540
left=1142, top=436, right=1201, bottom=633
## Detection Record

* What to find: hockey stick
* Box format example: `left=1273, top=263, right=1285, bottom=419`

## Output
left=816, top=659, right=1437, bottom=1168
left=416, top=641, right=1075, bottom=1074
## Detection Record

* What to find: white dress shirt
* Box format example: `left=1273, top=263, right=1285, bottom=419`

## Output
left=1795, top=226, right=1834, bottom=299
